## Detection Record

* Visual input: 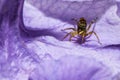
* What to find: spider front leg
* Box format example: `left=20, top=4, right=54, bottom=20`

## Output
left=86, top=18, right=99, bottom=39
left=87, top=20, right=95, bottom=31
left=61, top=28, right=76, bottom=31
left=86, top=31, right=102, bottom=45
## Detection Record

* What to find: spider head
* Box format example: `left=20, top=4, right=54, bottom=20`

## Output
left=79, top=17, right=86, bottom=23
left=77, top=17, right=87, bottom=29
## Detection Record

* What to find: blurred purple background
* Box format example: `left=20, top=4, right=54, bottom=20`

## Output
left=0, top=0, right=120, bottom=80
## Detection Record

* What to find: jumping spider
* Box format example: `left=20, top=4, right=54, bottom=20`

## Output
left=61, top=17, right=101, bottom=45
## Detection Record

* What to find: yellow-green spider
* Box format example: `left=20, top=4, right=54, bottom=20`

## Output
left=62, top=17, right=101, bottom=45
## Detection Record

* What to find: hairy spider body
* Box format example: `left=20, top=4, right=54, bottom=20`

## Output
left=77, top=17, right=87, bottom=32
left=62, top=17, right=101, bottom=44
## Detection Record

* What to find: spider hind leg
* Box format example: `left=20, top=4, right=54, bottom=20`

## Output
left=62, top=33, right=70, bottom=41
left=87, top=31, right=102, bottom=45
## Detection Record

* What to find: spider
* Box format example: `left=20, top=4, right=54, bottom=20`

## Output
left=61, top=17, right=102, bottom=44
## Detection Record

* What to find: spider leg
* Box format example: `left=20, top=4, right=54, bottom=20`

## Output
left=87, top=31, right=102, bottom=45
left=81, top=36, right=84, bottom=43
left=78, top=31, right=86, bottom=43
left=87, top=21, right=94, bottom=31
left=69, top=31, right=78, bottom=41
left=61, top=28, right=76, bottom=31
left=86, top=25, right=92, bottom=39
left=69, top=35, right=73, bottom=41
left=62, top=33, right=70, bottom=41
left=86, top=17, right=98, bottom=31
left=86, top=23, right=92, bottom=31
left=80, top=32, right=86, bottom=43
